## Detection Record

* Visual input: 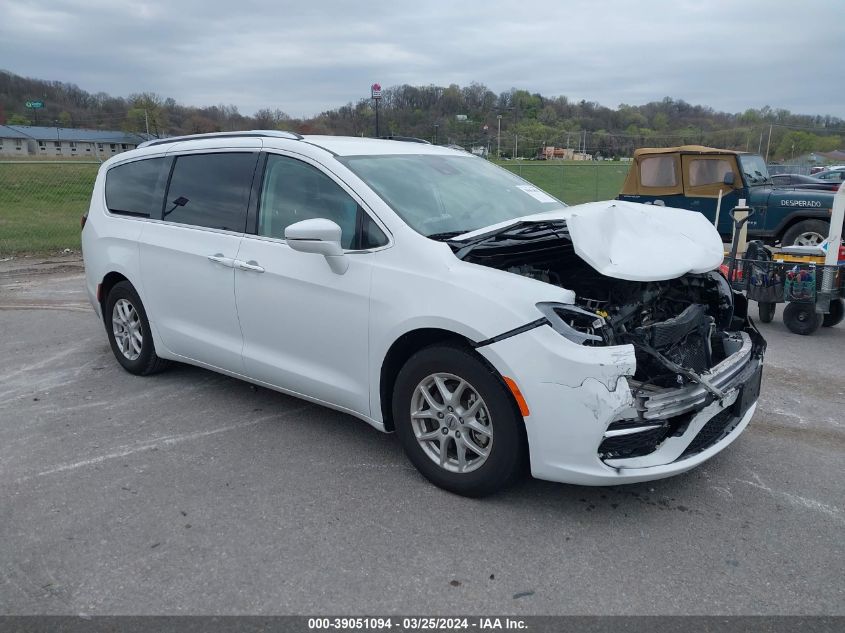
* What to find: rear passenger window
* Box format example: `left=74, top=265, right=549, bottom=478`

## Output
left=164, top=153, right=257, bottom=231
left=105, top=157, right=169, bottom=217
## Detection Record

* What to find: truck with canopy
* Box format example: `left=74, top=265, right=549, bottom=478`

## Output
left=618, top=146, right=839, bottom=246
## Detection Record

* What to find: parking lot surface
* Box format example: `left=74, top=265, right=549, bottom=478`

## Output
left=1, top=257, right=843, bottom=615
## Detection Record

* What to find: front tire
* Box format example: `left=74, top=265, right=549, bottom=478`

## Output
left=781, top=220, right=830, bottom=247
left=783, top=302, right=822, bottom=336
left=392, top=343, right=526, bottom=497
left=105, top=281, right=171, bottom=375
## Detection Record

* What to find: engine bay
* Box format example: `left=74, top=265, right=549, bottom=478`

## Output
left=453, top=220, right=748, bottom=389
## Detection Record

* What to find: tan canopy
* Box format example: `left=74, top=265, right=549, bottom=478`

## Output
left=621, top=146, right=743, bottom=196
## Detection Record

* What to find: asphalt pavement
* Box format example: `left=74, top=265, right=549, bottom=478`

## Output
left=0, top=257, right=842, bottom=615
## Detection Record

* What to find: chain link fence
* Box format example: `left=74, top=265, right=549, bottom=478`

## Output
left=0, top=159, right=632, bottom=258
left=0, top=160, right=99, bottom=257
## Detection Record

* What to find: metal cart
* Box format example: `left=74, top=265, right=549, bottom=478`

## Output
left=722, top=253, right=845, bottom=335
left=720, top=182, right=845, bottom=335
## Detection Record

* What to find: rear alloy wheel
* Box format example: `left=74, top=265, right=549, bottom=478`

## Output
left=757, top=302, right=776, bottom=323
left=392, top=343, right=526, bottom=497
left=105, top=281, right=171, bottom=375
left=782, top=301, right=822, bottom=336
left=781, top=220, right=830, bottom=247
left=822, top=298, right=844, bottom=327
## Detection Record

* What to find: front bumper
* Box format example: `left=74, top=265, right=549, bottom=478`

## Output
left=477, top=323, right=766, bottom=486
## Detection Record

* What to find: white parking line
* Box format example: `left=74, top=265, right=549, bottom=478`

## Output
left=11, top=404, right=313, bottom=484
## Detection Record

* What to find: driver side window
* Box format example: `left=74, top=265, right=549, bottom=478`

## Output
left=258, top=154, right=369, bottom=249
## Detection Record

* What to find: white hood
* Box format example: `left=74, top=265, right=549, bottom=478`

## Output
left=565, top=201, right=725, bottom=281
left=456, top=200, right=725, bottom=282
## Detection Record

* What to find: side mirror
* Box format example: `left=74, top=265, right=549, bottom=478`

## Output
left=285, top=218, right=348, bottom=274
left=723, top=172, right=735, bottom=186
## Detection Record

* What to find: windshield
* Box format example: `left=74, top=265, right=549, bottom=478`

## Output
left=738, top=155, right=771, bottom=185
left=338, top=154, right=565, bottom=237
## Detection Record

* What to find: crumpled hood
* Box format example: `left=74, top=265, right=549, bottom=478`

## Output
left=455, top=200, right=725, bottom=282
left=565, top=200, right=725, bottom=281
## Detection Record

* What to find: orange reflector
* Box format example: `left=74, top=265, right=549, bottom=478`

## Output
left=503, top=376, right=530, bottom=417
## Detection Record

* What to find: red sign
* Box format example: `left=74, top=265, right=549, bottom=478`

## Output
left=371, top=83, right=382, bottom=99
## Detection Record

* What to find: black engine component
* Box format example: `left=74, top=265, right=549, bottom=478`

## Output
left=632, top=304, right=714, bottom=373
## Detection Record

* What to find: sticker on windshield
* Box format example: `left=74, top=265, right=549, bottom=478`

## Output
left=516, top=185, right=557, bottom=203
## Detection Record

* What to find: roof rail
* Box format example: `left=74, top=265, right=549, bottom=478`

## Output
left=138, top=130, right=304, bottom=148
left=379, top=135, right=431, bottom=144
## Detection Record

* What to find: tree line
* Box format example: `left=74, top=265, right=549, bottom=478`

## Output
left=1, top=70, right=842, bottom=161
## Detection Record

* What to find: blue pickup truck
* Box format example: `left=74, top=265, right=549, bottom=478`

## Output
left=617, top=146, right=839, bottom=246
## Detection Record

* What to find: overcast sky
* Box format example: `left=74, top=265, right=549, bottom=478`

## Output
left=2, top=0, right=844, bottom=119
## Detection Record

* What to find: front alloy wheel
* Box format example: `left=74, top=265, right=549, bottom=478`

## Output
left=411, top=373, right=493, bottom=474
left=793, top=232, right=826, bottom=247
left=393, top=343, right=526, bottom=497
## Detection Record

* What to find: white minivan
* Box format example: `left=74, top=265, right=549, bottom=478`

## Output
left=82, top=131, right=766, bottom=496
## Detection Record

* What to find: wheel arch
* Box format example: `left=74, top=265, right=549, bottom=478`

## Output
left=379, top=328, right=470, bottom=431
left=378, top=327, right=525, bottom=433
left=774, top=212, right=831, bottom=244
left=98, top=271, right=132, bottom=315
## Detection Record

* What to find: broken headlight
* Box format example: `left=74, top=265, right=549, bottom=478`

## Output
left=537, top=302, right=608, bottom=345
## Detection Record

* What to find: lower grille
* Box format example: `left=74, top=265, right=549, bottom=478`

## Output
left=680, top=408, right=740, bottom=458
left=598, top=424, right=671, bottom=459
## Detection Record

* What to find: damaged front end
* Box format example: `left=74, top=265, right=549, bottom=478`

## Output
left=454, top=219, right=767, bottom=468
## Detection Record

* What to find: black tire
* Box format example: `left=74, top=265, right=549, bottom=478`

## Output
left=392, top=343, right=526, bottom=497
left=104, top=281, right=171, bottom=375
left=782, top=302, right=822, bottom=336
left=781, top=220, right=830, bottom=247
left=758, top=302, right=776, bottom=323
left=822, top=298, right=844, bottom=327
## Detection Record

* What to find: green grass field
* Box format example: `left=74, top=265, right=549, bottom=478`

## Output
left=493, top=160, right=630, bottom=205
left=0, top=161, right=99, bottom=255
left=0, top=159, right=630, bottom=256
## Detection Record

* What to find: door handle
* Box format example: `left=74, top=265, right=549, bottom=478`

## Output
left=234, top=259, right=265, bottom=273
left=207, top=254, right=235, bottom=267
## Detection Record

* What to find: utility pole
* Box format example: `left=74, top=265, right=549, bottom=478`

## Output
left=514, top=134, right=518, bottom=159
left=371, top=83, right=382, bottom=137
left=764, top=124, right=773, bottom=164
left=433, top=123, right=438, bottom=145
left=144, top=109, right=150, bottom=135
left=497, top=114, right=502, bottom=158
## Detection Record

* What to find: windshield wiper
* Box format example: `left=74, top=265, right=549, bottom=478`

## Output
left=426, top=230, right=472, bottom=241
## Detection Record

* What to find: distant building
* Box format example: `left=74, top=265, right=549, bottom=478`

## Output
left=539, top=146, right=575, bottom=160
left=0, top=125, right=151, bottom=158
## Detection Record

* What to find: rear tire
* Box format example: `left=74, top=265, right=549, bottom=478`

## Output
left=105, top=281, right=171, bottom=375
left=782, top=302, right=822, bottom=336
left=822, top=298, right=844, bottom=327
left=392, top=343, right=526, bottom=497
left=758, top=302, right=776, bottom=323
left=781, top=220, right=830, bottom=247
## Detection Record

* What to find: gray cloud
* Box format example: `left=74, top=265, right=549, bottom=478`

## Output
left=2, top=0, right=843, bottom=118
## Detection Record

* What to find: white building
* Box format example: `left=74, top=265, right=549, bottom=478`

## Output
left=0, top=125, right=151, bottom=158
